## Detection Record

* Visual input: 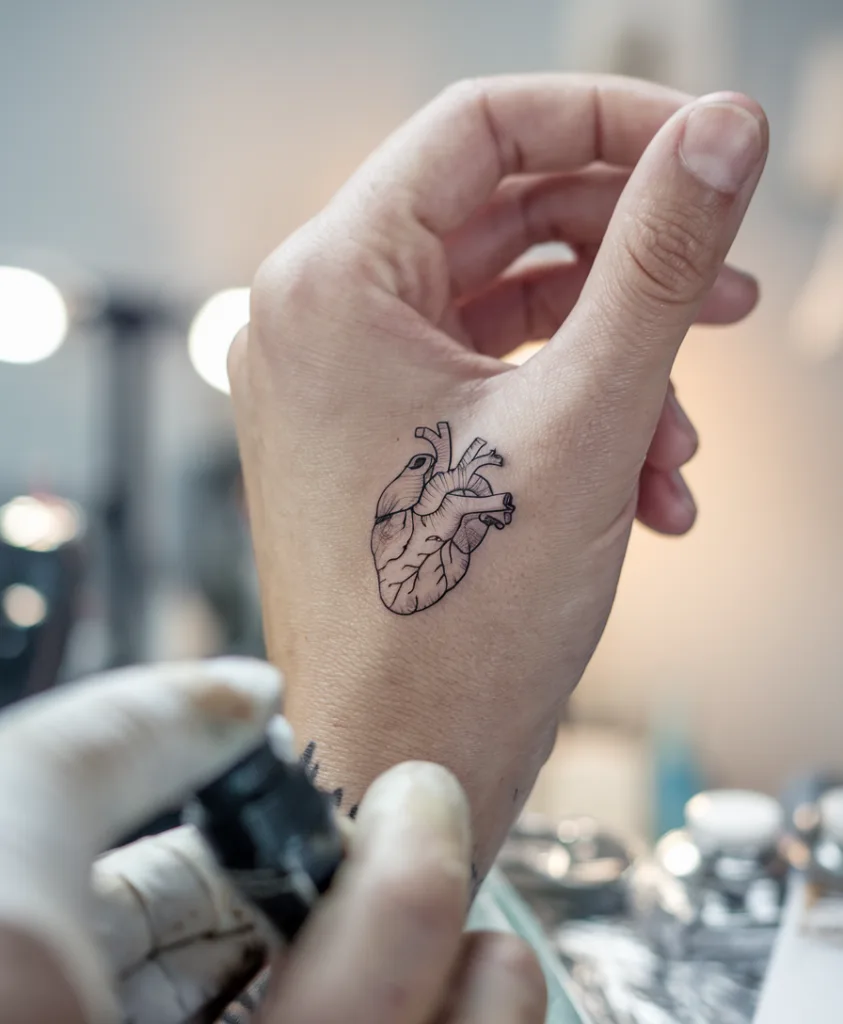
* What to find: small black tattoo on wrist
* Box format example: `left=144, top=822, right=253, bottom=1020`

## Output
left=371, top=421, right=515, bottom=614
left=301, top=741, right=319, bottom=780
left=300, top=741, right=354, bottom=816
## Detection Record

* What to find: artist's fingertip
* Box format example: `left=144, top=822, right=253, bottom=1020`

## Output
left=266, top=714, right=297, bottom=763
left=333, top=810, right=357, bottom=849
left=203, top=658, right=284, bottom=715
left=356, top=762, right=472, bottom=878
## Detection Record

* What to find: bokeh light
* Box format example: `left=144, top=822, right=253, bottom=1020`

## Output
left=0, top=267, right=69, bottom=364
left=0, top=495, right=83, bottom=552
left=2, top=584, right=48, bottom=629
left=188, top=287, right=250, bottom=394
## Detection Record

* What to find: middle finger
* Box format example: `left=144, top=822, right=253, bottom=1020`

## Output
left=444, top=167, right=628, bottom=297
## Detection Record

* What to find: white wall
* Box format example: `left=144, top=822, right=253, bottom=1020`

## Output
left=1, top=0, right=842, bottom=791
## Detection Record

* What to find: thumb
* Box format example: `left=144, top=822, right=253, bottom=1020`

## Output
left=530, top=92, right=767, bottom=432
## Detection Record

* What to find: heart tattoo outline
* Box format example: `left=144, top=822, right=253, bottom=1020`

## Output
left=371, top=421, right=515, bottom=615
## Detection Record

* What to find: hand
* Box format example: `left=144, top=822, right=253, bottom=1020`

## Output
left=0, top=663, right=543, bottom=1024
left=229, top=74, right=769, bottom=877
left=0, top=657, right=280, bottom=1023
left=252, top=763, right=545, bottom=1024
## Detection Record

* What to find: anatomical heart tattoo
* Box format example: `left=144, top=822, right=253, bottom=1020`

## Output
left=371, top=422, right=515, bottom=615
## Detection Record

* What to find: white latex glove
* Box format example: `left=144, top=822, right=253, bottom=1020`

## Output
left=0, top=657, right=282, bottom=1024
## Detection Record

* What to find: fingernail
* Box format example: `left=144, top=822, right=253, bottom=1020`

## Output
left=669, top=469, right=696, bottom=514
left=680, top=98, right=764, bottom=194
left=667, top=391, right=698, bottom=447
left=356, top=762, right=472, bottom=878
left=204, top=657, right=284, bottom=714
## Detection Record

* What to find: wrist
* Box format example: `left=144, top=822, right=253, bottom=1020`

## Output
left=283, top=661, right=558, bottom=875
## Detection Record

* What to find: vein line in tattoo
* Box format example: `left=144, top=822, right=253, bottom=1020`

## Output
left=371, top=421, right=515, bottom=614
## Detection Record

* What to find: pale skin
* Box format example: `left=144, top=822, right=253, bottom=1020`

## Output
left=230, top=73, right=769, bottom=881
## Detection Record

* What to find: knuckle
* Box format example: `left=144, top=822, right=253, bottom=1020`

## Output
left=437, top=76, right=487, bottom=113
left=621, top=202, right=714, bottom=307
left=358, top=200, right=450, bottom=314
left=250, top=227, right=326, bottom=327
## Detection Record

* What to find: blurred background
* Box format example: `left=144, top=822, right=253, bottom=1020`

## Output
left=2, top=0, right=843, bottom=844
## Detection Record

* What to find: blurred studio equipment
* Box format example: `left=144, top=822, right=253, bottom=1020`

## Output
left=181, top=443, right=265, bottom=659
left=1, top=256, right=256, bottom=676
left=500, top=814, right=635, bottom=927
left=500, top=784, right=790, bottom=1024
left=630, top=789, right=787, bottom=960
left=754, top=780, right=843, bottom=1024
left=0, top=494, right=86, bottom=708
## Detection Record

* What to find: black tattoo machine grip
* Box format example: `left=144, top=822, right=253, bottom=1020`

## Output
left=187, top=739, right=345, bottom=942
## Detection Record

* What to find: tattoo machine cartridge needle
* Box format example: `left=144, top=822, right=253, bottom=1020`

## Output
left=184, top=736, right=346, bottom=943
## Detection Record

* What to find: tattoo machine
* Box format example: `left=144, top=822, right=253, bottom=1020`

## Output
left=184, top=737, right=346, bottom=943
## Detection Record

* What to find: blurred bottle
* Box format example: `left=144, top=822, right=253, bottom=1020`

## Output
left=631, top=789, right=788, bottom=960
left=806, top=787, right=843, bottom=891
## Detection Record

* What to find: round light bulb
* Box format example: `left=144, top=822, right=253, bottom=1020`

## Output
left=0, top=267, right=68, bottom=364
left=188, top=288, right=250, bottom=394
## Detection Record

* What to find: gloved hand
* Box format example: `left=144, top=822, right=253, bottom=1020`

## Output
left=0, top=659, right=545, bottom=1024
left=0, top=657, right=280, bottom=1023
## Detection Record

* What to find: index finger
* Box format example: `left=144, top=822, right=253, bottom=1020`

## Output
left=344, top=73, right=695, bottom=238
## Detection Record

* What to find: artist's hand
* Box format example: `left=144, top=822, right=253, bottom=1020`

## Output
left=0, top=657, right=281, bottom=1024
left=0, top=661, right=542, bottom=1024
left=252, top=762, right=545, bottom=1024
left=230, top=74, right=769, bottom=875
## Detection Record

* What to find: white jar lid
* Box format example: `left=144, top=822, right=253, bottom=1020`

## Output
left=819, top=787, right=843, bottom=844
left=685, top=790, right=783, bottom=855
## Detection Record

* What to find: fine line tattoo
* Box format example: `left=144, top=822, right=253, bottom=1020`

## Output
left=301, top=741, right=359, bottom=818
left=371, top=421, right=515, bottom=614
